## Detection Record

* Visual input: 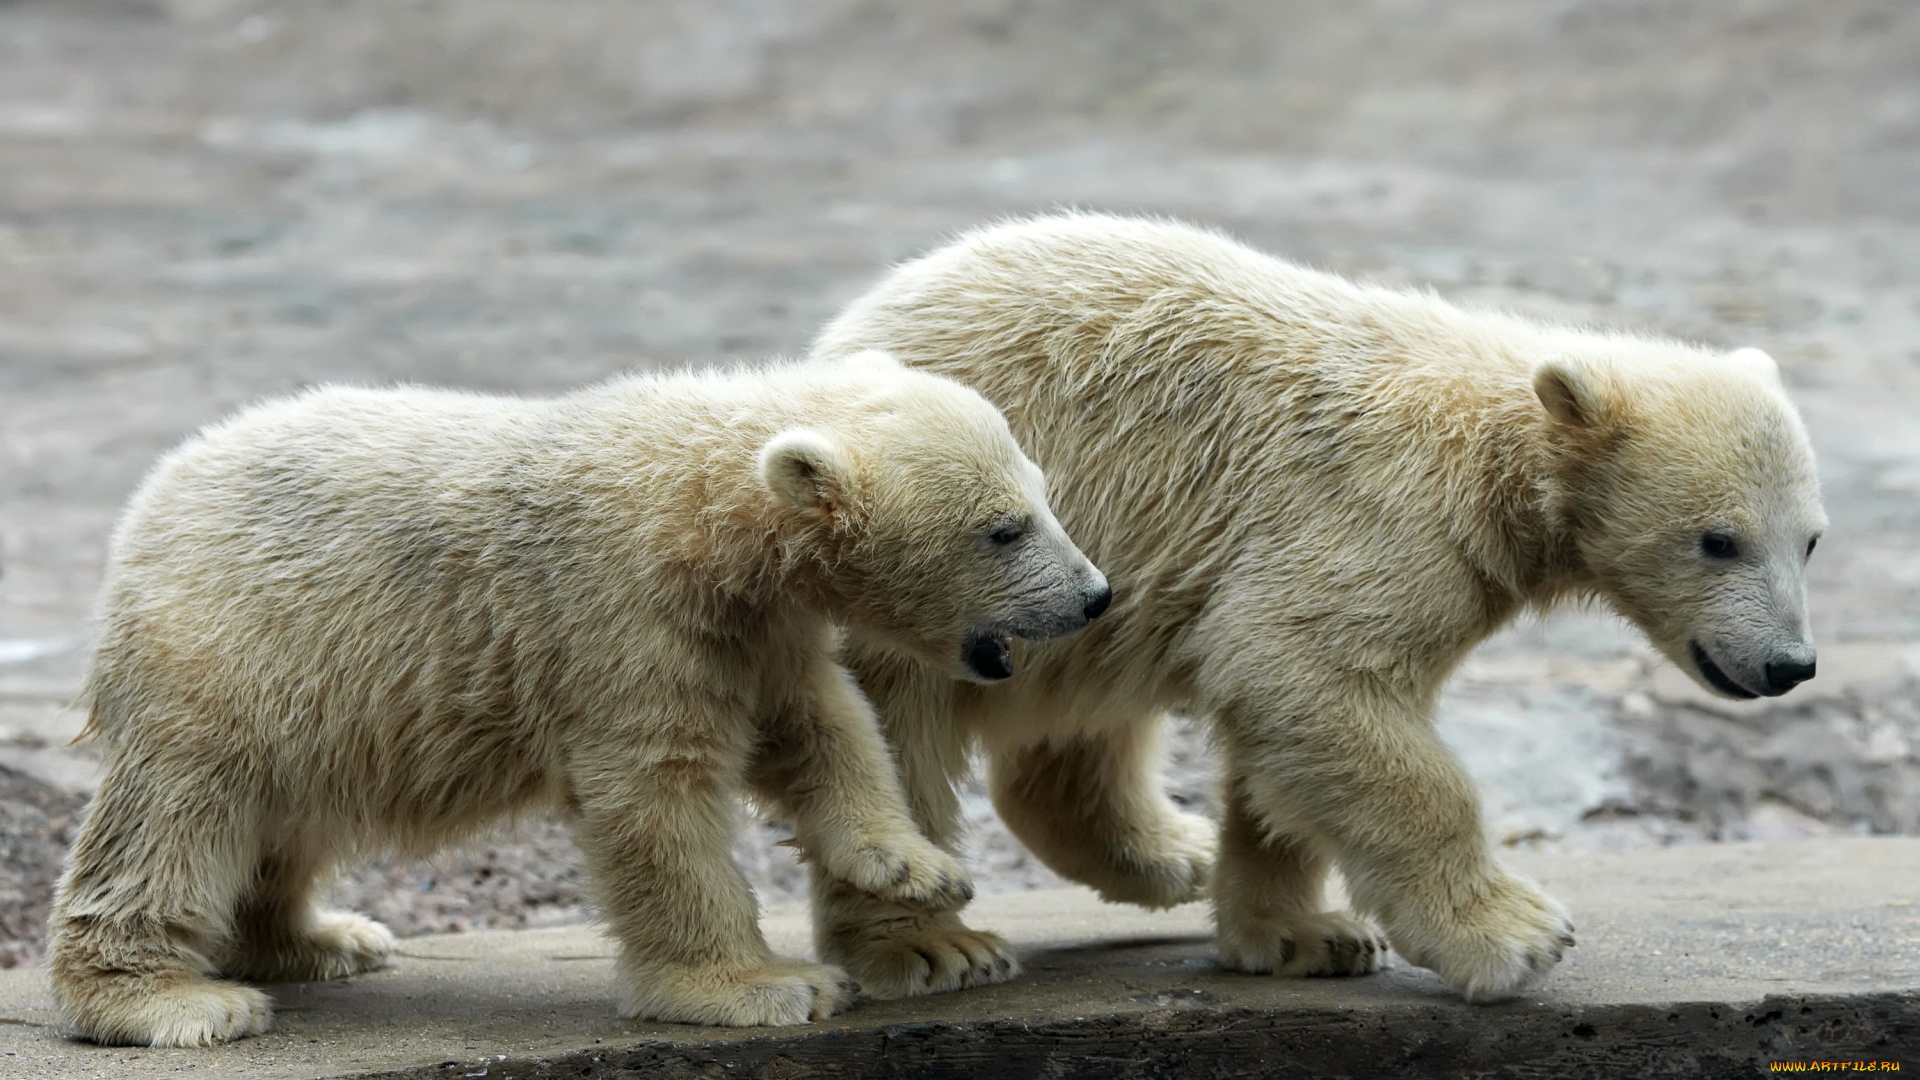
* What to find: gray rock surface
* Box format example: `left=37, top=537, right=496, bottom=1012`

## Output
left=4, top=0, right=1920, bottom=966
left=3, top=839, right=1918, bottom=1079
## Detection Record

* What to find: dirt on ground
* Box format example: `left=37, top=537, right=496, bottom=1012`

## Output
left=3, top=0, right=1919, bottom=963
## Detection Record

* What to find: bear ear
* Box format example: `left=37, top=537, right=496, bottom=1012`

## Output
left=841, top=349, right=906, bottom=373
left=1532, top=360, right=1617, bottom=429
left=758, top=429, right=851, bottom=513
left=1727, top=346, right=1784, bottom=386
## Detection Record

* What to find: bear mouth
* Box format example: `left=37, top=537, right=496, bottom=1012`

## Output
left=1690, top=641, right=1758, bottom=700
left=962, top=632, right=1014, bottom=681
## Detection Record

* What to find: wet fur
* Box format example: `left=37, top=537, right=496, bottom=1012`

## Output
left=47, top=359, right=1094, bottom=1045
left=809, top=213, right=1822, bottom=1002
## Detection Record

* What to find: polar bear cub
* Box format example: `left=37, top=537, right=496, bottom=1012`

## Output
left=47, top=352, right=1111, bottom=1047
left=807, top=213, right=1825, bottom=1005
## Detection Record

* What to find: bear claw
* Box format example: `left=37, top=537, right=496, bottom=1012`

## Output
left=1217, top=910, right=1389, bottom=978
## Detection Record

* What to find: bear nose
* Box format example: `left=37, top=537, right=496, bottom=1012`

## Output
left=1764, top=655, right=1816, bottom=695
left=1083, top=582, right=1113, bottom=621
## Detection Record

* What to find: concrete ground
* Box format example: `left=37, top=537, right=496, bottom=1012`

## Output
left=3, top=0, right=1920, bottom=993
left=3, top=839, right=1917, bottom=1078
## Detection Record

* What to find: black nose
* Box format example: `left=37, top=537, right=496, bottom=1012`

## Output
left=1764, top=656, right=1816, bottom=695
left=1083, top=582, right=1113, bottom=621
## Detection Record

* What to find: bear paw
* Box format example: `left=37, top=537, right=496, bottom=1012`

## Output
left=621, top=958, right=858, bottom=1026
left=1091, top=809, right=1217, bottom=910
left=1387, top=868, right=1575, bottom=1003
left=832, top=835, right=976, bottom=910
left=818, top=908, right=1018, bottom=999
left=1216, top=909, right=1390, bottom=977
left=226, top=911, right=395, bottom=983
left=65, top=977, right=273, bottom=1047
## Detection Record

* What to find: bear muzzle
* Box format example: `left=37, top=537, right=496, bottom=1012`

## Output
left=1691, top=640, right=1817, bottom=700
left=1083, top=580, right=1113, bottom=621
left=1690, top=641, right=1759, bottom=700
left=963, top=632, right=1015, bottom=681
left=1763, top=653, right=1816, bottom=696
left=960, top=569, right=1111, bottom=681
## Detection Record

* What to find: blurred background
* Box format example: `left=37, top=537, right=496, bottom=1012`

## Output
left=3, top=0, right=1918, bottom=967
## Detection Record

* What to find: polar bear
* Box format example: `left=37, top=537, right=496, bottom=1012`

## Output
left=47, top=352, right=1111, bottom=1047
left=809, top=214, right=1825, bottom=1003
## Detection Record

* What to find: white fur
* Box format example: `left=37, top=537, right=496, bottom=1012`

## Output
left=808, top=213, right=1825, bottom=1002
left=48, top=357, right=1106, bottom=1045
left=759, top=429, right=849, bottom=511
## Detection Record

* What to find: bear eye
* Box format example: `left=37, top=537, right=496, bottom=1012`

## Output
left=1699, top=530, right=1739, bottom=560
left=989, top=524, right=1024, bottom=547
left=1805, top=536, right=1819, bottom=559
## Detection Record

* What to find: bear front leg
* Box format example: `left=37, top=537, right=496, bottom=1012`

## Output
left=809, top=877, right=1017, bottom=999
left=798, top=645, right=1020, bottom=999
left=1217, top=685, right=1575, bottom=1003
left=987, top=716, right=1216, bottom=909
left=750, top=660, right=973, bottom=912
left=1212, top=772, right=1388, bottom=977
left=570, top=732, right=857, bottom=1027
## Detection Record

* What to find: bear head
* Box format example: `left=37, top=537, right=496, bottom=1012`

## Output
left=759, top=352, right=1111, bottom=683
left=1536, top=343, right=1826, bottom=700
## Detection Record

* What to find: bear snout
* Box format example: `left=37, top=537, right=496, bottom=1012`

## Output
left=1690, top=641, right=1760, bottom=700
left=1692, top=640, right=1817, bottom=700
left=1763, top=652, right=1816, bottom=696
left=1083, top=580, right=1113, bottom=621
left=963, top=632, right=1015, bottom=681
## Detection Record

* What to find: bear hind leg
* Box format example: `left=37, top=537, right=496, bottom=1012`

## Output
left=47, top=760, right=273, bottom=1046
left=221, top=840, right=393, bottom=984
left=1212, top=773, right=1388, bottom=977
left=48, top=940, right=273, bottom=1049
left=988, top=716, right=1216, bottom=910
